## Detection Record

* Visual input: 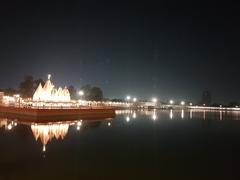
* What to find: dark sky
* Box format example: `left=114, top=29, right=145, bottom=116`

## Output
left=0, top=0, right=240, bottom=103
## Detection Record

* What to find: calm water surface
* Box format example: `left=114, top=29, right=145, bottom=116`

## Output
left=1, top=109, right=240, bottom=180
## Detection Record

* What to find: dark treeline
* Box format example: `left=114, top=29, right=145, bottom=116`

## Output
left=0, top=75, right=104, bottom=101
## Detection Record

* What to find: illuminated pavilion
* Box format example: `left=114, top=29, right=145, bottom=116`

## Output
left=33, top=74, right=71, bottom=102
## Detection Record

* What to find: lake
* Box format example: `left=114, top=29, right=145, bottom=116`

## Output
left=1, top=109, right=240, bottom=180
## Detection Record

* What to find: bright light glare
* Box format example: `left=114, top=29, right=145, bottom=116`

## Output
left=133, top=112, right=136, bottom=119
left=43, top=145, right=46, bottom=152
left=152, top=98, right=157, bottom=103
left=133, top=97, right=137, bottom=102
left=126, top=116, right=130, bottom=122
left=78, top=91, right=84, bottom=96
left=170, top=110, right=173, bottom=119
left=126, top=96, right=131, bottom=100
left=108, top=122, right=111, bottom=126
left=152, top=114, right=157, bottom=120
left=181, top=109, right=184, bottom=119
left=7, top=124, right=12, bottom=130
left=181, top=101, right=185, bottom=105
left=169, top=100, right=174, bottom=104
left=77, top=121, right=82, bottom=126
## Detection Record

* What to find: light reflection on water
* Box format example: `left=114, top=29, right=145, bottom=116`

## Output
left=1, top=109, right=240, bottom=151
left=1, top=110, right=240, bottom=179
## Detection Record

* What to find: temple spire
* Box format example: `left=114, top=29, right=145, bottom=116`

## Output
left=48, top=74, right=51, bottom=80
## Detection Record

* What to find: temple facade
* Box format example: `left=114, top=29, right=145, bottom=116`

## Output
left=33, top=74, right=71, bottom=102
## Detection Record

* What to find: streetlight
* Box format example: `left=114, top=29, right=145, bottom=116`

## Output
left=133, top=97, right=137, bottom=102
left=126, top=96, right=131, bottom=101
left=78, top=90, right=84, bottom=100
left=152, top=98, right=157, bottom=103
left=78, top=90, right=84, bottom=96
left=181, top=101, right=185, bottom=105
left=169, top=100, right=174, bottom=105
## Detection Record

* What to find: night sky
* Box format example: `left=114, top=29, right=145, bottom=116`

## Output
left=0, top=0, right=240, bottom=103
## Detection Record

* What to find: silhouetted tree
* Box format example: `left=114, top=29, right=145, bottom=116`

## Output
left=228, top=102, right=239, bottom=107
left=19, top=75, right=34, bottom=98
left=33, top=79, right=45, bottom=90
left=68, top=85, right=77, bottom=100
left=89, top=87, right=103, bottom=101
left=80, top=85, right=103, bottom=101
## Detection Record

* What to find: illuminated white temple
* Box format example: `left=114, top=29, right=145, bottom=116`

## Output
left=33, top=74, right=71, bottom=102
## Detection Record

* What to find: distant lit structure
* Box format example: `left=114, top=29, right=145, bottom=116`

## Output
left=33, top=74, right=71, bottom=102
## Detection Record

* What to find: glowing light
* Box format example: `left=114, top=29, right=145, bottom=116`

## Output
left=77, top=121, right=82, bottom=126
left=108, top=122, right=111, bottom=126
left=181, top=109, right=184, bottom=119
left=133, top=112, right=136, bottom=119
left=78, top=90, right=84, bottom=96
left=181, top=101, right=185, bottom=105
left=152, top=98, right=157, bottom=103
left=7, top=124, right=12, bottom=130
left=189, top=103, right=193, bottom=106
left=77, top=126, right=80, bottom=131
left=169, top=100, right=174, bottom=105
left=126, top=116, right=130, bottom=122
left=126, top=96, right=131, bottom=101
left=152, top=114, right=157, bottom=120
left=14, top=94, right=20, bottom=98
left=43, top=145, right=46, bottom=152
left=133, top=97, right=137, bottom=102
left=170, top=110, right=173, bottom=119
left=14, top=122, right=17, bottom=126
left=220, top=111, right=223, bottom=121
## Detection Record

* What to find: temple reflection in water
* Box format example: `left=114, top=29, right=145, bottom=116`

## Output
left=31, top=123, right=70, bottom=152
left=1, top=109, right=240, bottom=153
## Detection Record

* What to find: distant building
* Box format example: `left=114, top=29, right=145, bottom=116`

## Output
left=202, top=91, right=211, bottom=106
